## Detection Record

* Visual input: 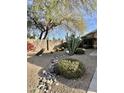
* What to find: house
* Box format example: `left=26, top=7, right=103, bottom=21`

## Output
left=79, top=30, right=97, bottom=49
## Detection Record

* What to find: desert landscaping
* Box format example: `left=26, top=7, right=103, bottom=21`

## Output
left=27, top=0, right=97, bottom=93
left=27, top=43, right=97, bottom=93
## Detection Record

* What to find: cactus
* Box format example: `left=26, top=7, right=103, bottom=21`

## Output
left=66, top=34, right=81, bottom=55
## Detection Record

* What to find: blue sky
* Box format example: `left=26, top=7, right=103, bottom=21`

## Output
left=27, top=0, right=97, bottom=40
left=47, top=12, right=97, bottom=40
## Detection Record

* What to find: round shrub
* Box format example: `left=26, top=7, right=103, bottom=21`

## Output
left=74, top=48, right=85, bottom=54
left=55, top=58, right=85, bottom=79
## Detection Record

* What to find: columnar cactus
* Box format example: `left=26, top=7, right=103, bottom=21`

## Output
left=66, top=34, right=81, bottom=55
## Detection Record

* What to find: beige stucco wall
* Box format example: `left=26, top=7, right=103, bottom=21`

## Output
left=27, top=39, right=63, bottom=54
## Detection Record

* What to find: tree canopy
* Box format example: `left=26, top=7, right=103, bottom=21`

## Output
left=27, top=0, right=96, bottom=39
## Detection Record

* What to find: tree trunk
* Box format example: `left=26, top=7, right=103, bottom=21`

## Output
left=47, top=39, right=49, bottom=50
left=39, top=31, right=44, bottom=39
left=43, top=21, right=53, bottom=39
left=43, top=30, right=49, bottom=39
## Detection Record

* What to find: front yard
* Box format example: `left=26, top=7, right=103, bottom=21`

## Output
left=27, top=49, right=97, bottom=93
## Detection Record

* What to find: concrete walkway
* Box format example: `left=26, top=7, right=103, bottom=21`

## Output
left=87, top=69, right=97, bottom=93
left=89, top=50, right=97, bottom=56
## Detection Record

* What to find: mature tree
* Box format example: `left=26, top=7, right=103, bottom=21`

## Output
left=27, top=0, right=96, bottom=39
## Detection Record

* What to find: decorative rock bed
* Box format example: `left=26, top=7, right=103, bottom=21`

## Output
left=28, top=50, right=97, bottom=93
left=36, top=54, right=66, bottom=93
left=36, top=70, right=58, bottom=93
left=35, top=51, right=86, bottom=93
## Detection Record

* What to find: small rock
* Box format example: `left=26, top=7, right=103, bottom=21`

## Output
left=61, top=55, right=63, bottom=57
left=42, top=77, right=47, bottom=83
left=47, top=76, right=50, bottom=79
left=49, top=79, right=53, bottom=85
left=44, top=88, right=49, bottom=93
left=66, top=50, right=69, bottom=54
left=53, top=78, right=57, bottom=82
left=45, top=82, right=48, bottom=86
left=39, top=81, right=44, bottom=86
left=49, top=86, right=52, bottom=90
left=44, top=89, right=47, bottom=92
left=55, top=83, right=59, bottom=86
left=43, top=70, right=47, bottom=75
left=46, top=80, right=50, bottom=84
left=46, top=90, right=49, bottom=93
left=50, top=59, right=55, bottom=63
left=39, top=79, right=43, bottom=83
left=82, top=48, right=86, bottom=51
left=55, top=57, right=58, bottom=59
left=39, top=77, right=42, bottom=80
left=54, top=59, right=58, bottom=62
left=46, top=85, right=49, bottom=90
left=38, top=84, right=45, bottom=89
left=45, top=90, right=49, bottom=93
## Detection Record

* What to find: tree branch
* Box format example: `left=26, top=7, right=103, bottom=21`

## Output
left=27, top=13, right=45, bottom=32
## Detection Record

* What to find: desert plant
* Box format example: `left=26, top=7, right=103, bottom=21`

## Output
left=66, top=34, right=82, bottom=55
left=55, top=58, right=85, bottom=79
left=27, top=42, right=35, bottom=52
left=74, top=48, right=85, bottom=54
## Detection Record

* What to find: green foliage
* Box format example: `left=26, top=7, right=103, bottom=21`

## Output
left=27, top=34, right=36, bottom=39
left=81, top=0, right=97, bottom=12
left=66, top=34, right=82, bottom=55
left=28, top=0, right=97, bottom=39
left=31, top=0, right=88, bottom=32
left=74, top=48, right=85, bottom=54
left=56, top=58, right=85, bottom=79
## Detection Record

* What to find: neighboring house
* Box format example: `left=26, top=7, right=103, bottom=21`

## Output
left=79, top=30, right=97, bottom=49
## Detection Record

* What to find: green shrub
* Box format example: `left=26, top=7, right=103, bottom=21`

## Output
left=74, top=48, right=85, bottom=54
left=66, top=34, right=82, bottom=55
left=55, top=58, right=85, bottom=79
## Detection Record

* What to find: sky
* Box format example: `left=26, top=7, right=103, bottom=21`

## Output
left=27, top=0, right=97, bottom=40
left=47, top=12, right=97, bottom=40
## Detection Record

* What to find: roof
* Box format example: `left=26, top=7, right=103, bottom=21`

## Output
left=81, top=30, right=97, bottom=38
